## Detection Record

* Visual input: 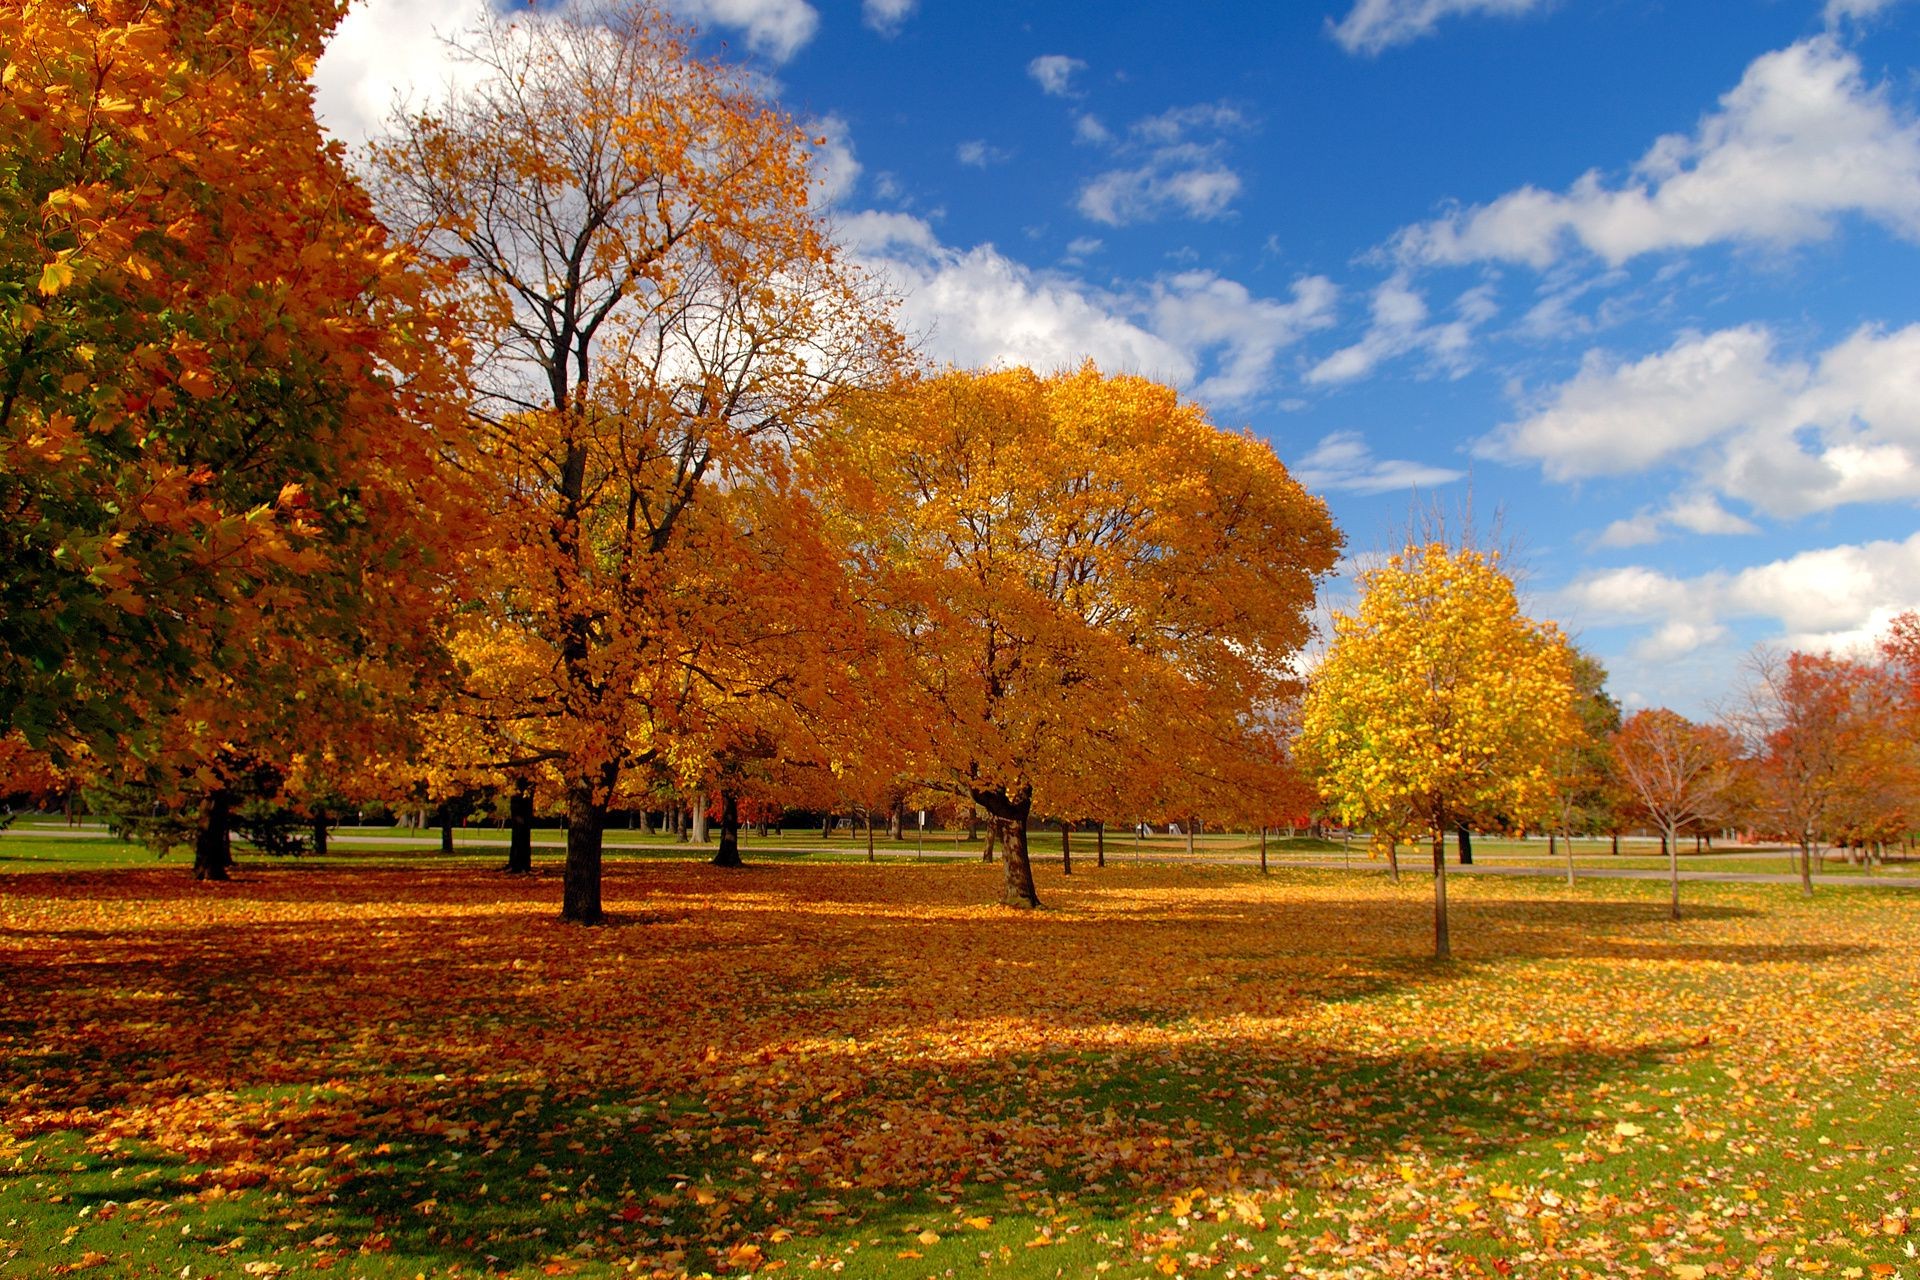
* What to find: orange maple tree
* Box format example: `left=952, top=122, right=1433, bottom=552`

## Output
left=1, top=1, right=471, bottom=874
left=1608, top=708, right=1741, bottom=919
left=823, top=364, right=1341, bottom=908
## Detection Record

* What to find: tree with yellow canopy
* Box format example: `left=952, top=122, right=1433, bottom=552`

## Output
left=1298, top=541, right=1576, bottom=958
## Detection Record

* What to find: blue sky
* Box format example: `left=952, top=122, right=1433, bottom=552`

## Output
left=315, top=0, right=1920, bottom=715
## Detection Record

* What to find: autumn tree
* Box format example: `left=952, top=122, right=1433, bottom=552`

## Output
left=1546, top=650, right=1622, bottom=885
left=372, top=3, right=896, bottom=923
left=1298, top=541, right=1577, bottom=959
left=1, top=2, right=471, bottom=875
left=823, top=364, right=1340, bottom=908
left=1608, top=709, right=1739, bottom=919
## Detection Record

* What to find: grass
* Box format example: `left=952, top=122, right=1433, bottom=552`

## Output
left=2, top=856, right=1916, bottom=1278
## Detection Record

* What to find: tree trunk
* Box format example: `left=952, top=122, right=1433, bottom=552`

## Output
left=1185, top=818, right=1195, bottom=857
left=1548, top=831, right=1556, bottom=859
left=888, top=803, right=903, bottom=841
left=506, top=779, right=535, bottom=874
left=712, top=791, right=742, bottom=867
left=975, top=786, right=1038, bottom=908
left=311, top=814, right=328, bottom=858
left=1259, top=825, right=1268, bottom=875
left=1386, top=838, right=1400, bottom=884
left=968, top=806, right=979, bottom=841
left=1665, top=821, right=1681, bottom=920
left=1431, top=827, right=1450, bottom=960
left=1694, top=832, right=1703, bottom=854
left=1061, top=822, right=1072, bottom=876
left=821, top=813, right=832, bottom=840
left=1095, top=820, right=1105, bottom=868
left=561, top=779, right=606, bottom=925
left=440, top=810, right=455, bottom=854
left=691, top=794, right=708, bottom=844
left=1564, top=826, right=1575, bottom=888
left=193, top=789, right=233, bottom=881
left=866, top=809, right=875, bottom=863
left=982, top=819, right=996, bottom=862
left=1611, top=832, right=1620, bottom=856
left=1798, top=836, right=1815, bottom=897
left=1456, top=822, right=1473, bottom=865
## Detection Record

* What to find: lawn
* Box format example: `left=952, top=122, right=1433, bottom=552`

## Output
left=1, top=858, right=1914, bottom=1279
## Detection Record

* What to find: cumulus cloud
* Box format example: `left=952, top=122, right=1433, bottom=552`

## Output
left=1559, top=533, right=1920, bottom=664
left=837, top=212, right=1333, bottom=405
left=1393, top=36, right=1920, bottom=268
left=1307, top=276, right=1497, bottom=384
left=808, top=114, right=861, bottom=207
left=1290, top=432, right=1465, bottom=494
left=955, top=140, right=1012, bottom=168
left=1595, top=492, right=1760, bottom=548
left=1487, top=322, right=1920, bottom=517
left=1028, top=55, right=1087, bottom=97
left=862, top=0, right=916, bottom=37
left=1074, top=100, right=1251, bottom=227
left=674, top=0, right=820, bottom=62
left=1329, top=0, right=1552, bottom=55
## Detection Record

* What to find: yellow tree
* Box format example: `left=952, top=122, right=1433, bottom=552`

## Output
left=825, top=364, right=1341, bottom=908
left=1298, top=542, right=1577, bottom=958
left=373, top=3, right=897, bottom=922
left=1, top=2, right=472, bottom=875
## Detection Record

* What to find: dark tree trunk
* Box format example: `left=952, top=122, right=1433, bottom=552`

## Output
left=821, top=813, right=832, bottom=840
left=1061, top=822, right=1072, bottom=876
left=968, top=807, right=979, bottom=841
left=866, top=809, right=875, bottom=862
left=311, top=814, right=328, bottom=858
left=1431, top=826, right=1451, bottom=960
left=712, top=791, right=742, bottom=867
left=974, top=785, right=1038, bottom=908
left=1611, top=832, right=1620, bottom=856
left=1548, top=831, right=1556, bottom=858
left=1259, top=825, right=1268, bottom=875
left=1694, top=833, right=1703, bottom=854
left=440, top=810, right=455, bottom=854
left=506, top=779, right=534, bottom=874
left=561, top=779, right=607, bottom=925
left=1386, top=838, right=1400, bottom=884
left=193, top=789, right=233, bottom=881
left=982, top=819, right=996, bottom=862
left=1095, top=820, right=1105, bottom=868
left=1456, top=822, right=1473, bottom=865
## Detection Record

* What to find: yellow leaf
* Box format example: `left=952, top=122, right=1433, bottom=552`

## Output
left=1672, top=1266, right=1707, bottom=1280
left=963, top=1215, right=993, bottom=1230
left=1614, top=1121, right=1645, bottom=1137
left=915, top=1229, right=940, bottom=1245
left=37, top=257, right=74, bottom=296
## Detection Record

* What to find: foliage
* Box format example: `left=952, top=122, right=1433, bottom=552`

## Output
left=824, top=364, right=1341, bottom=907
left=372, top=0, right=898, bottom=922
left=1608, top=708, right=1742, bottom=918
left=0, top=0, right=468, bottom=763
left=1298, top=540, right=1578, bottom=953
left=3, top=861, right=1917, bottom=1279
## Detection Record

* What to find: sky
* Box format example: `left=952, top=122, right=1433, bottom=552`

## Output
left=314, top=0, right=1920, bottom=716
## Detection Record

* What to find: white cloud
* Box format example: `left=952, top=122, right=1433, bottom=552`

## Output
left=1561, top=534, right=1920, bottom=666
left=955, top=140, right=1012, bottom=168
left=314, top=0, right=822, bottom=149
left=808, top=114, right=861, bottom=207
left=838, top=212, right=1334, bottom=406
left=1073, top=113, right=1113, bottom=146
left=1147, top=273, right=1338, bottom=404
left=1825, top=0, right=1907, bottom=22
left=1307, top=276, right=1496, bottom=384
left=1028, top=55, right=1087, bottom=97
left=1291, top=431, right=1466, bottom=494
left=674, top=0, right=820, bottom=62
left=1329, top=0, right=1552, bottom=55
left=1489, top=322, right=1920, bottom=517
left=1394, top=36, right=1920, bottom=268
left=862, top=0, right=916, bottom=36
left=1595, top=491, right=1759, bottom=548
left=1077, top=147, right=1243, bottom=225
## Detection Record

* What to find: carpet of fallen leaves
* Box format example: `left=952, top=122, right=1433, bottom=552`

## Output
left=1, top=860, right=1916, bottom=1280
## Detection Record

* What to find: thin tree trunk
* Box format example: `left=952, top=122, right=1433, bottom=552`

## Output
left=866, top=808, right=875, bottom=862
left=193, top=789, right=233, bottom=882
left=1799, top=836, right=1815, bottom=897
left=1548, top=831, right=1556, bottom=859
left=311, top=813, right=328, bottom=858
left=691, top=795, right=708, bottom=843
left=1185, top=818, right=1195, bottom=857
left=561, top=779, right=606, bottom=925
left=506, top=779, right=534, bottom=874
left=1457, top=822, right=1473, bottom=865
left=1666, top=821, right=1681, bottom=920
left=1259, top=825, right=1268, bottom=875
left=1096, top=820, right=1105, bottom=868
left=440, top=809, right=455, bottom=854
left=712, top=791, right=742, bottom=867
left=1386, top=838, right=1400, bottom=884
left=1431, top=827, right=1450, bottom=960
left=1564, top=826, right=1575, bottom=887
left=968, top=806, right=978, bottom=841
left=1061, top=822, right=1072, bottom=876
left=821, top=813, right=832, bottom=840
left=1611, top=832, right=1620, bottom=856
left=888, top=803, right=903, bottom=841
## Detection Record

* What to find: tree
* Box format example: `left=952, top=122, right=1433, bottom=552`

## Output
left=1608, top=709, right=1739, bottom=920
left=1, top=2, right=471, bottom=873
left=0, top=2, right=466, bottom=748
left=1298, top=541, right=1577, bottom=959
left=1547, top=650, right=1623, bottom=886
left=373, top=2, right=897, bottom=923
left=824, top=365, right=1340, bottom=908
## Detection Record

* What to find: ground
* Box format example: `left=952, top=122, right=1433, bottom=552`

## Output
left=1, top=850, right=1915, bottom=1279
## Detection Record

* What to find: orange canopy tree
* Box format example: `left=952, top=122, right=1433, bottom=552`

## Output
left=824, top=364, right=1341, bottom=908
left=1608, top=708, right=1741, bottom=920
left=1298, top=541, right=1577, bottom=958
left=372, top=2, right=898, bottom=922
left=0, top=2, right=470, bottom=874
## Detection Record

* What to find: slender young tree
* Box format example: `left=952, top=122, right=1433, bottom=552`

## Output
left=1609, top=709, right=1739, bottom=920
